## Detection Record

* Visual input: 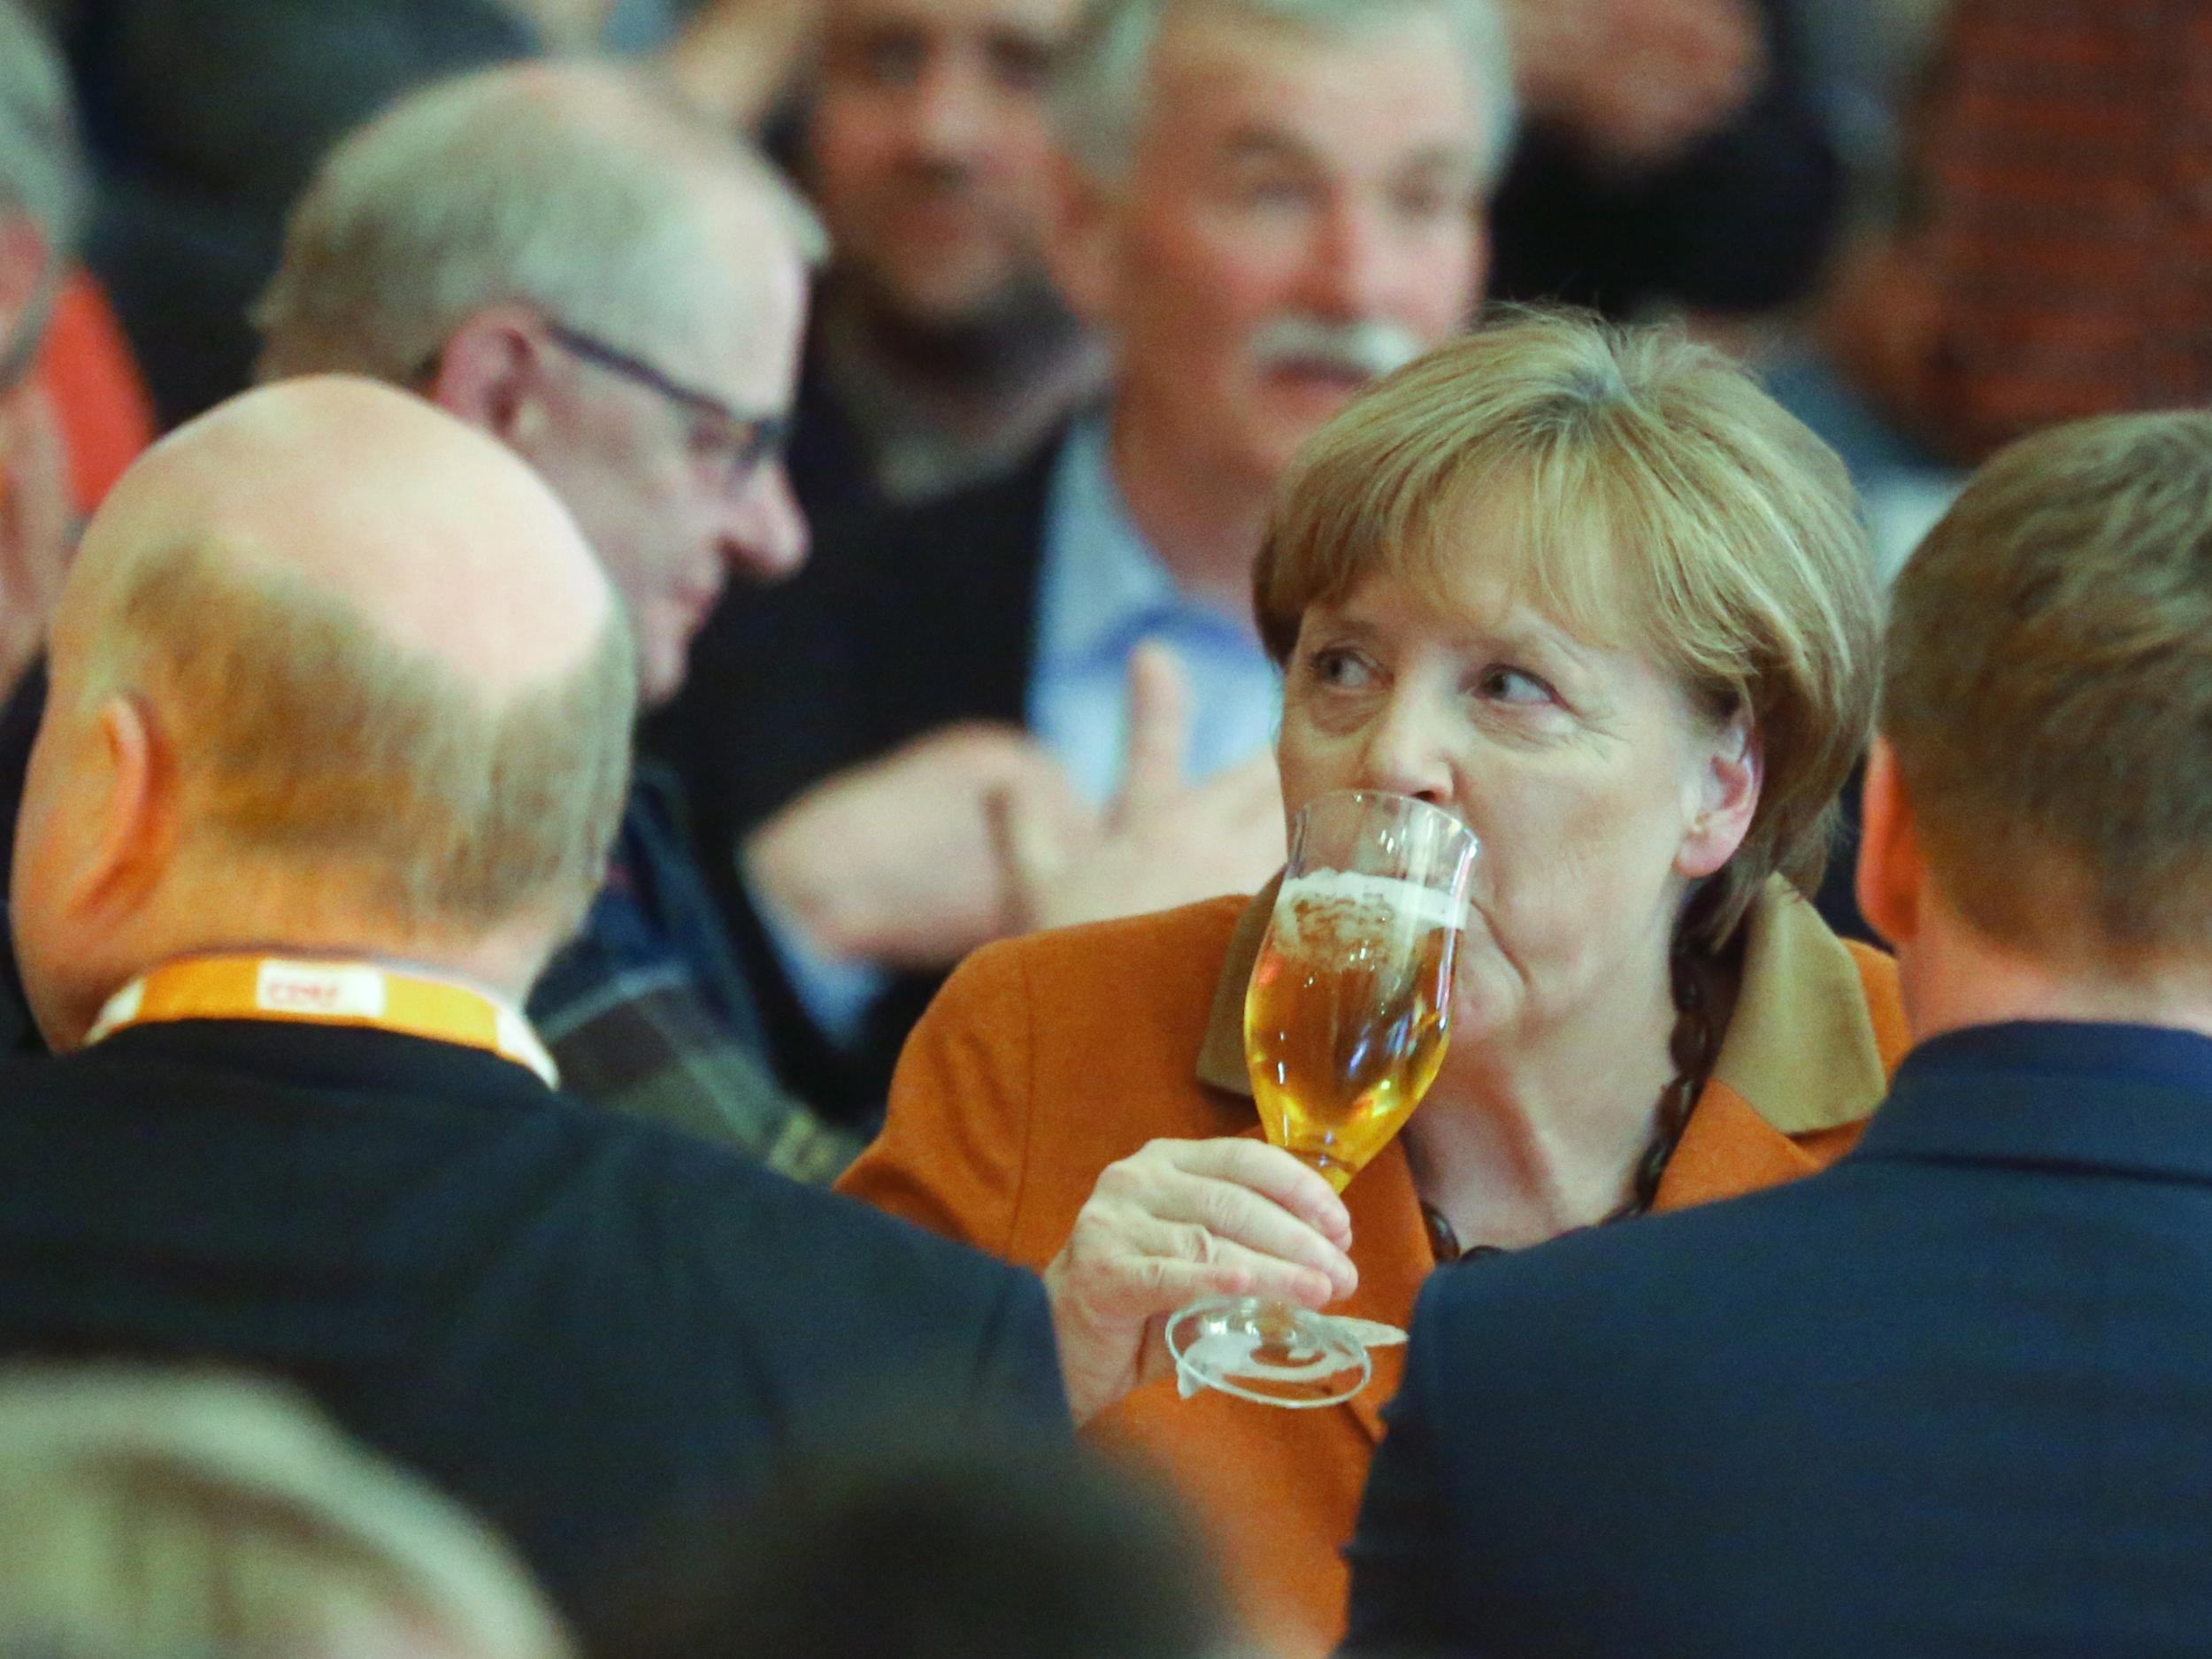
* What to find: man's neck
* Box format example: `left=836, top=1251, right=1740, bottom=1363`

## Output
left=1905, top=920, right=2212, bottom=1048
left=88, top=901, right=555, bottom=1035
left=818, top=280, right=1103, bottom=500
left=1105, top=403, right=1276, bottom=618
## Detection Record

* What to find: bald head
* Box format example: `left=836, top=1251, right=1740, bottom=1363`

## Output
left=13, top=378, right=638, bottom=1049
left=63, top=376, right=614, bottom=701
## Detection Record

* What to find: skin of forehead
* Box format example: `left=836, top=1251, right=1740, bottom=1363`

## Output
left=825, top=0, right=1077, bottom=39
left=1147, top=0, right=1478, bottom=146
left=60, top=377, right=615, bottom=703
left=681, top=173, right=810, bottom=393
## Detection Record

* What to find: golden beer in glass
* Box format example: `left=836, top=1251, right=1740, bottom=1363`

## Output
left=1167, top=790, right=1477, bottom=1408
left=1246, top=879, right=1456, bottom=1191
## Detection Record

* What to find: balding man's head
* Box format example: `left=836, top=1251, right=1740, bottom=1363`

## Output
left=12, top=377, right=637, bottom=1049
left=256, top=60, right=819, bottom=705
left=255, top=61, right=822, bottom=391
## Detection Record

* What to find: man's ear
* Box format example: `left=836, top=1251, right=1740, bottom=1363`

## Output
left=1855, top=735, right=1921, bottom=950
left=1676, top=707, right=1762, bottom=880
left=1040, top=149, right=1122, bottom=330
left=427, top=308, right=554, bottom=449
left=73, top=694, right=177, bottom=919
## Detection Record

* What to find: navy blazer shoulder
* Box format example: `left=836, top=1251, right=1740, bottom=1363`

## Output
left=1347, top=1022, right=2212, bottom=1659
left=0, top=1019, right=1065, bottom=1645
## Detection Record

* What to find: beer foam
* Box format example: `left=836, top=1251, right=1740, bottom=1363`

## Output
left=1273, top=869, right=1466, bottom=941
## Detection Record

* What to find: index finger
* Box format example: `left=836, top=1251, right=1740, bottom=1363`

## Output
left=1166, top=1137, right=1353, bottom=1248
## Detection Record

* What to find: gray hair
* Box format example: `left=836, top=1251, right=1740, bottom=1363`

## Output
left=1053, top=0, right=1518, bottom=191
left=254, top=60, right=827, bottom=387
left=0, top=0, right=86, bottom=381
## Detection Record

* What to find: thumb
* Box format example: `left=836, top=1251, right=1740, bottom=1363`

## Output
left=1114, top=640, right=1191, bottom=829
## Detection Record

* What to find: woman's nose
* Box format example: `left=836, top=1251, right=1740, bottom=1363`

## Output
left=1356, top=695, right=1455, bottom=805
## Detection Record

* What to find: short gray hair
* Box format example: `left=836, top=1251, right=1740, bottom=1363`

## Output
left=1054, top=0, right=1518, bottom=191
left=0, top=0, right=86, bottom=380
left=255, top=60, right=827, bottom=387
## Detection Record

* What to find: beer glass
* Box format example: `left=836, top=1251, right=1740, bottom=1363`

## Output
left=1166, top=789, right=1478, bottom=1408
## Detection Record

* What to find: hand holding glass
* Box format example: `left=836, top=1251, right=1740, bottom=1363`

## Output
left=1166, top=789, right=1478, bottom=1407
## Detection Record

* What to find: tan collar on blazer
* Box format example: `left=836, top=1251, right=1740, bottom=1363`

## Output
left=1193, top=872, right=1887, bottom=1137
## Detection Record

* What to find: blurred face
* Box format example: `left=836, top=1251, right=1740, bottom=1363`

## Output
left=1274, top=557, right=1754, bottom=1052
left=518, top=184, right=810, bottom=707
left=809, top=0, right=1081, bottom=329
left=1077, top=4, right=1489, bottom=491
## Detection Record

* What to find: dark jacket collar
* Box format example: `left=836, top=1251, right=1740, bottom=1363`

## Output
left=1854, top=1020, right=2212, bottom=1185
left=62, top=1017, right=564, bottom=1110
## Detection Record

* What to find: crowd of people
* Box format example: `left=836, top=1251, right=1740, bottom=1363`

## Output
left=0, top=1, right=2209, bottom=1655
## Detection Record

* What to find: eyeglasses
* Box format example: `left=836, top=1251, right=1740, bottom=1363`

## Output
left=541, top=319, right=791, bottom=495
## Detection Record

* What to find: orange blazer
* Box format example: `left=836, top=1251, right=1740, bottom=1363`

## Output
left=841, top=877, right=1911, bottom=1656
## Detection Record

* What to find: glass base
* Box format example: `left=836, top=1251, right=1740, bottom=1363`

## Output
left=1165, top=1295, right=1374, bottom=1408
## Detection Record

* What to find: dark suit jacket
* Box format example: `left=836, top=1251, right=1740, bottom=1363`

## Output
left=1346, top=1021, right=2212, bottom=1659
left=0, top=1018, right=1065, bottom=1643
left=642, top=434, right=1063, bottom=1121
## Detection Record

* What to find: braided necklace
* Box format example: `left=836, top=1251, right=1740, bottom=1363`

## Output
left=1419, top=941, right=1726, bottom=1264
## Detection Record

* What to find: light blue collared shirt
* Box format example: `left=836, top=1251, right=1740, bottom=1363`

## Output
left=767, top=415, right=1281, bottom=1048
left=1028, top=417, right=1281, bottom=803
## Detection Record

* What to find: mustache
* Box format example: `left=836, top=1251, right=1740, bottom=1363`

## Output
left=1250, top=316, right=1426, bottom=380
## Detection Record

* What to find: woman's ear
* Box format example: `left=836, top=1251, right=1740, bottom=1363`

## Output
left=1676, top=706, right=1762, bottom=880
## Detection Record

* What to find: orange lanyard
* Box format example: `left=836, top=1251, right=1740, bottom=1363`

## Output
left=84, top=954, right=558, bottom=1087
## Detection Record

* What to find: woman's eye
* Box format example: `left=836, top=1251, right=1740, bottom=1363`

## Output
left=1304, top=647, right=1373, bottom=688
left=1475, top=666, right=1554, bottom=705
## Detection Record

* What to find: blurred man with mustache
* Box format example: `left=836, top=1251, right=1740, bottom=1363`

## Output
left=655, top=0, right=1510, bottom=1120
left=788, top=0, right=1104, bottom=518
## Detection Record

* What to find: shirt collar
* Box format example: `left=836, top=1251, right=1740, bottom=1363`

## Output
left=1194, top=874, right=1888, bottom=1137
left=1853, top=1019, right=2212, bottom=1184
left=1036, top=413, right=1248, bottom=672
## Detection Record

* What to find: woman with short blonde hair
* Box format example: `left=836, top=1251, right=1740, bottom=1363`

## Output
left=841, top=311, right=1909, bottom=1655
left=1257, top=309, right=1878, bottom=948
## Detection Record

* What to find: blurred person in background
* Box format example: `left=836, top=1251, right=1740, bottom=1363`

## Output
left=1778, top=0, right=2209, bottom=572
left=1487, top=0, right=1844, bottom=326
left=53, top=0, right=821, bottom=428
left=0, top=377, right=1064, bottom=1647
left=840, top=311, right=1906, bottom=1655
left=1345, top=409, right=2212, bottom=1659
left=247, top=63, right=856, bottom=1176
left=4, top=0, right=154, bottom=523
left=615, top=1433, right=1232, bottom=1659
left=0, top=0, right=84, bottom=713
left=655, top=0, right=1512, bottom=1124
left=787, top=0, right=1104, bottom=520
left=1820, top=0, right=2212, bottom=469
left=0, top=1367, right=571, bottom=1659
